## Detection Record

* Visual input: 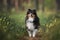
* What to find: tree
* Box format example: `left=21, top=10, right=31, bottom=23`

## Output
left=18, top=0, right=23, bottom=10
left=7, top=0, right=12, bottom=12
left=56, top=0, right=60, bottom=11
left=42, top=0, right=45, bottom=12
left=34, top=0, right=39, bottom=10
left=3, top=0, right=7, bottom=12
left=55, top=0, right=60, bottom=18
left=15, top=0, right=19, bottom=12
left=0, top=0, right=3, bottom=12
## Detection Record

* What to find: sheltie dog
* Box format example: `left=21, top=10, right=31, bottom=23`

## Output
left=25, top=9, right=40, bottom=37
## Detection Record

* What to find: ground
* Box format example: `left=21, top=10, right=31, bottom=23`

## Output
left=10, top=11, right=60, bottom=40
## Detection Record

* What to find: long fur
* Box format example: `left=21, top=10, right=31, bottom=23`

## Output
left=25, top=9, right=40, bottom=29
left=25, top=9, right=40, bottom=37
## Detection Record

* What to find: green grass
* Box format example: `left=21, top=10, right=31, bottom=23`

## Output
left=0, top=11, right=60, bottom=40
left=9, top=11, right=60, bottom=40
left=10, top=10, right=56, bottom=26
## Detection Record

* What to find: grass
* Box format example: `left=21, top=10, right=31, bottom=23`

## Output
left=0, top=10, right=60, bottom=40
left=10, top=10, right=56, bottom=26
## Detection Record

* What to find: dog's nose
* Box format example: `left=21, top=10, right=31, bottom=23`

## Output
left=28, top=13, right=32, bottom=17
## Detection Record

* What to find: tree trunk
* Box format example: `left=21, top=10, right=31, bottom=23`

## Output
left=34, top=0, right=39, bottom=10
left=18, top=0, right=23, bottom=10
left=11, top=0, right=15, bottom=7
left=26, top=0, right=29, bottom=3
left=3, top=0, right=7, bottom=12
left=15, top=0, right=19, bottom=12
left=42, top=0, right=44, bottom=12
left=56, top=0, right=60, bottom=11
left=0, top=0, right=3, bottom=12
left=7, top=0, right=12, bottom=12
left=55, top=0, right=60, bottom=18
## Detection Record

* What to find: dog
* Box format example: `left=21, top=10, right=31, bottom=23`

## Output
left=25, top=9, right=40, bottom=37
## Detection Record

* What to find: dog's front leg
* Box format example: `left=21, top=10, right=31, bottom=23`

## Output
left=27, top=30, right=32, bottom=37
left=32, top=29, right=38, bottom=37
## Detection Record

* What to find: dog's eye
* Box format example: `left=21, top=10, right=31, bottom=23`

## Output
left=31, top=14, right=35, bottom=17
left=31, top=14, right=33, bottom=17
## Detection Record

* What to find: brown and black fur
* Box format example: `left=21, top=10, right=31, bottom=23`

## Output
left=25, top=9, right=40, bottom=29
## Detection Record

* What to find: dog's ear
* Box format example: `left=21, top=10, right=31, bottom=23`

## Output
left=27, top=9, right=31, bottom=15
left=28, top=9, right=31, bottom=11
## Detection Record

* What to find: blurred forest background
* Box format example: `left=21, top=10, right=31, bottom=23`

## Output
left=0, top=0, right=60, bottom=40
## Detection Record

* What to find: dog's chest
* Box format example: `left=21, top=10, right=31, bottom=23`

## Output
left=26, top=17, right=35, bottom=30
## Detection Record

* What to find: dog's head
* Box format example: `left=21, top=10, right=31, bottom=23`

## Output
left=26, top=9, right=38, bottom=19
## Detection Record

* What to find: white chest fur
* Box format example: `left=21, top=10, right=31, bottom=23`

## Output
left=26, top=17, right=35, bottom=30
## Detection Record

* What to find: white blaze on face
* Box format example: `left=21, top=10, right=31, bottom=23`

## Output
left=28, top=13, right=32, bottom=17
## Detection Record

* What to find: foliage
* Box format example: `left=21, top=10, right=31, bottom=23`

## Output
left=0, top=13, right=26, bottom=40
left=0, top=11, right=60, bottom=40
left=41, top=13, right=60, bottom=40
left=45, top=0, right=55, bottom=9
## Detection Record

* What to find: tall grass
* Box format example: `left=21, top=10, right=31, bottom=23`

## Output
left=0, top=10, right=60, bottom=40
